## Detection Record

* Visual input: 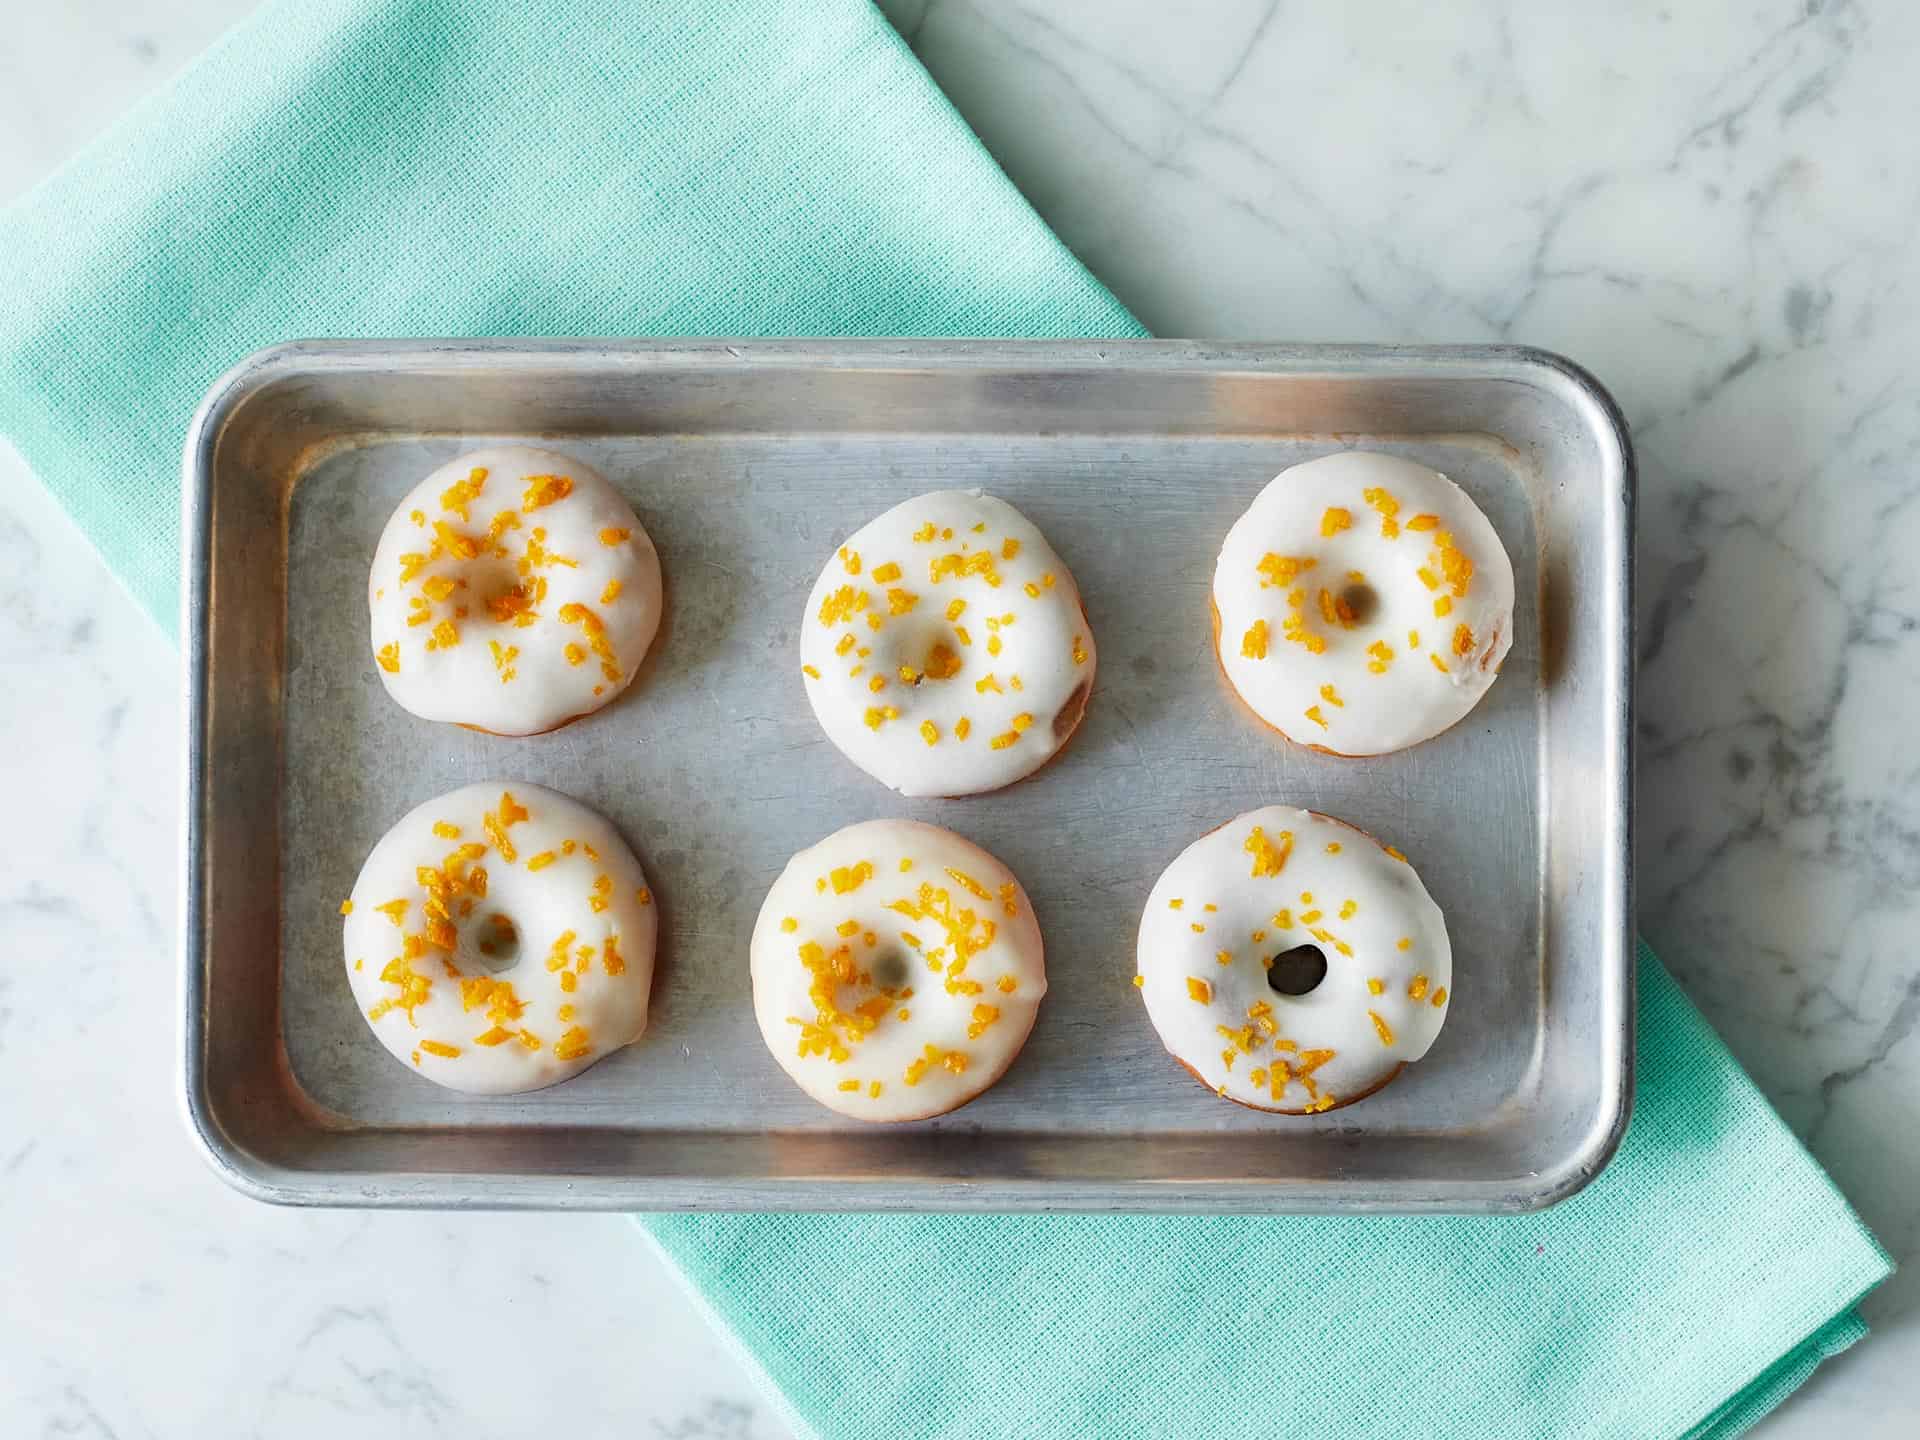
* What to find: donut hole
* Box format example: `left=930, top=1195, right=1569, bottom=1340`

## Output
left=1338, top=581, right=1380, bottom=627
left=1051, top=677, right=1091, bottom=742
left=471, top=911, right=523, bottom=973
left=870, top=950, right=910, bottom=990
left=1267, top=944, right=1328, bottom=996
left=466, top=556, right=529, bottom=617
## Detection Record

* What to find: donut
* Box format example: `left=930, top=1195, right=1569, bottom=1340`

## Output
left=799, top=491, right=1096, bottom=797
left=750, top=819, right=1047, bottom=1121
left=368, top=446, right=663, bottom=735
left=1135, top=806, right=1450, bottom=1113
left=342, top=782, right=657, bottom=1094
left=1211, top=451, right=1514, bottom=755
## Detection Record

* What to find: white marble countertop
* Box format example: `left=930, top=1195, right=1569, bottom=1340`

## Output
left=4, top=0, right=1916, bottom=1434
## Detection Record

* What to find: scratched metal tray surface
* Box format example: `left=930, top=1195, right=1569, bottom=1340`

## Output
left=180, top=339, right=1633, bottom=1213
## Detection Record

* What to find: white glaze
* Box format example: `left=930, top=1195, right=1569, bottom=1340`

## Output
left=750, top=820, right=1047, bottom=1122
left=1136, top=807, right=1451, bottom=1112
left=799, top=491, right=1096, bottom=796
left=343, top=782, right=657, bottom=1094
left=1213, top=452, right=1515, bottom=755
left=368, top=446, right=663, bottom=735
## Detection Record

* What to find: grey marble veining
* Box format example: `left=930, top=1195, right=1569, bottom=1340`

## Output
left=4, top=0, right=1917, bottom=1435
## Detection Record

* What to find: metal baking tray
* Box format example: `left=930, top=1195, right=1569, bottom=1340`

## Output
left=180, top=339, right=1633, bottom=1213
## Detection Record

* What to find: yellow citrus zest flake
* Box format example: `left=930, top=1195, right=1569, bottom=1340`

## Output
left=1407, top=513, right=1439, bottom=531
left=420, top=1039, right=461, bottom=1059
left=553, top=1026, right=593, bottom=1061
left=376, top=642, right=400, bottom=674
left=1431, top=653, right=1451, bottom=673
left=929, top=550, right=1002, bottom=588
left=839, top=546, right=862, bottom=576
left=1434, top=594, right=1454, bottom=618
left=636, top=887, right=652, bottom=905
left=863, top=705, right=901, bottom=730
left=1408, top=973, right=1430, bottom=1001
left=1169, top=898, right=1185, bottom=911
left=1241, top=619, right=1270, bottom=659
left=869, top=675, right=887, bottom=694
left=375, top=898, right=409, bottom=926
left=1272, top=908, right=1294, bottom=930
left=1453, top=622, right=1476, bottom=656
left=1434, top=530, right=1474, bottom=596
left=1072, top=634, right=1089, bottom=665
left=924, top=643, right=963, bottom=680
left=559, top=602, right=622, bottom=683
left=920, top=719, right=940, bottom=746
left=1417, top=567, right=1440, bottom=591
left=522, top=474, right=573, bottom=511
left=1001, top=537, right=1021, bottom=561
left=988, top=728, right=1020, bottom=750
left=838, top=1078, right=861, bottom=1093
left=487, top=640, right=520, bottom=683
left=527, top=851, right=557, bottom=872
left=887, top=588, right=920, bottom=615
left=439, top=466, right=488, bottom=520
left=1431, top=987, right=1449, bottom=1007
left=871, top=561, right=903, bottom=584
left=1397, top=935, right=1413, bottom=950
left=600, top=579, right=623, bottom=606
left=1024, top=582, right=1041, bottom=598
left=955, top=717, right=972, bottom=741
left=427, top=618, right=460, bottom=651
left=1132, top=974, right=1146, bottom=988
left=780, top=916, right=799, bottom=934
left=1258, top=553, right=1316, bottom=588
left=432, top=519, right=480, bottom=561
left=1369, top=1011, right=1395, bottom=1046
left=1366, top=640, right=1395, bottom=674
left=1186, top=976, right=1213, bottom=1004
left=1326, top=843, right=1342, bottom=857
left=802, top=663, right=821, bottom=679
left=473, top=1026, right=513, bottom=1047
left=975, top=673, right=1003, bottom=694
left=1367, top=978, right=1384, bottom=995
left=836, top=919, right=860, bottom=938
left=817, top=584, right=870, bottom=628
left=1191, top=922, right=1206, bottom=934
left=869, top=1081, right=883, bottom=1098
left=997, top=974, right=1018, bottom=994
left=834, top=633, right=857, bottom=657
left=1321, top=507, right=1352, bottom=537
left=967, top=1004, right=1001, bottom=1038
left=339, top=899, right=354, bottom=916
left=1244, top=826, right=1293, bottom=878
left=1216, top=950, right=1234, bottom=966
left=598, top=527, right=630, bottom=547
left=830, top=862, right=875, bottom=895
left=563, top=642, right=587, bottom=667
left=1305, top=704, right=1328, bottom=729
left=1362, top=486, right=1400, bottom=538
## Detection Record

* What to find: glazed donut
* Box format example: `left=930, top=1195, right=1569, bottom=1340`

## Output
left=368, top=446, right=663, bottom=735
left=799, top=491, right=1096, bottom=797
left=1135, top=806, right=1450, bottom=1113
left=1211, top=451, right=1514, bottom=755
left=750, top=819, right=1047, bottom=1121
left=342, top=782, right=657, bottom=1094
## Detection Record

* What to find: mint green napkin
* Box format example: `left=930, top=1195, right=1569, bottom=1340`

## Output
left=0, top=3, right=1888, bottom=1438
